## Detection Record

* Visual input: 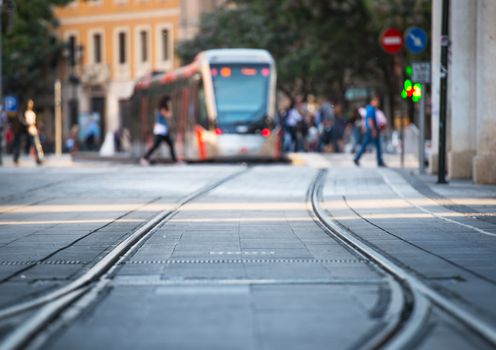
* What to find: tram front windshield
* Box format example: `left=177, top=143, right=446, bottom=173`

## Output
left=211, top=63, right=270, bottom=127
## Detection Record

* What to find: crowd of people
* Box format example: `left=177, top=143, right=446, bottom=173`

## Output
left=279, top=95, right=387, bottom=166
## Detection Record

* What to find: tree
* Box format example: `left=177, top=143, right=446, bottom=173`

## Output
left=177, top=0, right=430, bottom=112
left=1, top=0, right=72, bottom=105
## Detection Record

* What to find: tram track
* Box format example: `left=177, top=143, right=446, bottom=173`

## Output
left=0, top=196, right=165, bottom=285
left=2, top=166, right=495, bottom=350
left=310, top=169, right=496, bottom=349
left=0, top=168, right=248, bottom=350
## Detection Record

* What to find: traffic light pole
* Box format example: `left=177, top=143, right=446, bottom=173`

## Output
left=418, top=84, right=426, bottom=174
left=438, top=0, right=450, bottom=183
left=54, top=80, right=62, bottom=156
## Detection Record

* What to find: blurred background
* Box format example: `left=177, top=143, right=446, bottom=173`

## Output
left=1, top=0, right=494, bottom=183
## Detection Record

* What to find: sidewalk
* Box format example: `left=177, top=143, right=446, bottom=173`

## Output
left=72, top=151, right=138, bottom=164
left=0, top=154, right=74, bottom=168
left=294, top=152, right=496, bottom=212
left=0, top=152, right=138, bottom=168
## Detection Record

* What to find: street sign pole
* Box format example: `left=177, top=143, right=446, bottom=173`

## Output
left=0, top=0, right=3, bottom=110
left=438, top=0, right=449, bottom=184
left=418, top=84, right=425, bottom=174
left=412, top=62, right=430, bottom=175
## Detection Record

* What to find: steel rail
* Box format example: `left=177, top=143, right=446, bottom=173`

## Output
left=311, top=169, right=496, bottom=348
left=309, top=169, right=430, bottom=349
left=0, top=168, right=248, bottom=350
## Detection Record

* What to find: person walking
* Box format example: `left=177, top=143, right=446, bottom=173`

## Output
left=353, top=96, right=386, bottom=167
left=286, top=96, right=305, bottom=152
left=349, top=107, right=364, bottom=153
left=332, top=104, right=347, bottom=153
left=140, top=95, right=177, bottom=165
left=23, top=100, right=44, bottom=165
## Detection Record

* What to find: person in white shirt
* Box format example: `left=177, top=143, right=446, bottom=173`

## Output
left=140, top=95, right=177, bottom=165
left=24, top=99, right=44, bottom=165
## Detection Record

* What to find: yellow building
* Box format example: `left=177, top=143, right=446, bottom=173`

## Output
left=54, top=0, right=222, bottom=144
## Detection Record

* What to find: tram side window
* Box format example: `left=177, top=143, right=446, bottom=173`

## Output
left=197, top=86, right=209, bottom=129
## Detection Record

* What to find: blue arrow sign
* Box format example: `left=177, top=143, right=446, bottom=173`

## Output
left=405, top=27, right=427, bottom=54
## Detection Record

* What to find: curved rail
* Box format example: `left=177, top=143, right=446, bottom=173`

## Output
left=0, top=168, right=248, bottom=350
left=308, top=170, right=429, bottom=349
left=311, top=169, right=496, bottom=348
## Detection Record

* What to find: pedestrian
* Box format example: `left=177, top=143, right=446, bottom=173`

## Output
left=114, top=128, right=122, bottom=153
left=65, top=125, right=80, bottom=154
left=306, top=112, right=319, bottom=152
left=84, top=117, right=99, bottom=150
left=353, top=96, right=386, bottom=167
left=279, top=106, right=292, bottom=152
left=11, top=111, right=25, bottom=165
left=140, top=95, right=177, bottom=165
left=319, top=118, right=333, bottom=153
left=332, top=104, right=347, bottom=153
left=24, top=99, right=44, bottom=165
left=0, top=106, right=6, bottom=165
left=349, top=107, right=363, bottom=153
left=285, top=97, right=304, bottom=152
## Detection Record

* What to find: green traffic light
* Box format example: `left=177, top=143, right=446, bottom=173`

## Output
left=404, top=79, right=412, bottom=90
left=405, top=65, right=412, bottom=77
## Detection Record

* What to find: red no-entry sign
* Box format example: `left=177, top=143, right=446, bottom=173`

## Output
left=380, top=28, right=403, bottom=54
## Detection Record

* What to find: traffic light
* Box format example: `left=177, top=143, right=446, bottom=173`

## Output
left=401, top=65, right=422, bottom=103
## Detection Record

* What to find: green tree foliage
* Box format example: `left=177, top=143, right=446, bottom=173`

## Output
left=1, top=0, right=72, bottom=103
left=177, top=0, right=430, bottom=107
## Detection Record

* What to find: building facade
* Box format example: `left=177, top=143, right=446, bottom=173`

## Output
left=54, top=0, right=222, bottom=145
left=430, top=0, right=496, bottom=184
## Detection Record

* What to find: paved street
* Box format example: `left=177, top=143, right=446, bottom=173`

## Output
left=0, top=154, right=495, bottom=349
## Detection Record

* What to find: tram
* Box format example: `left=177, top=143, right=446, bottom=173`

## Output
left=126, top=49, right=281, bottom=161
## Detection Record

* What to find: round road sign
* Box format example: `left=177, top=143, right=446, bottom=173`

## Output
left=404, top=26, right=427, bottom=54
left=380, top=28, right=403, bottom=54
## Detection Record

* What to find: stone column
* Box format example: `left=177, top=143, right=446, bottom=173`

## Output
left=429, top=0, right=442, bottom=174
left=447, top=0, right=477, bottom=179
left=473, top=0, right=496, bottom=184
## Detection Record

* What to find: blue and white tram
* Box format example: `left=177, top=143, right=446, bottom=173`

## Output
left=127, top=49, right=281, bottom=161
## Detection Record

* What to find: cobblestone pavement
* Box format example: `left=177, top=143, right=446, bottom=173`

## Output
left=0, top=165, right=240, bottom=307
left=0, top=155, right=495, bottom=349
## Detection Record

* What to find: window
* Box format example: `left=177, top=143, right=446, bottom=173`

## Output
left=135, top=26, right=150, bottom=78
left=93, top=33, right=102, bottom=63
left=161, top=29, right=169, bottom=61
left=118, top=32, right=127, bottom=64
left=155, top=24, right=172, bottom=70
left=140, top=30, right=148, bottom=63
left=211, top=64, right=270, bottom=124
